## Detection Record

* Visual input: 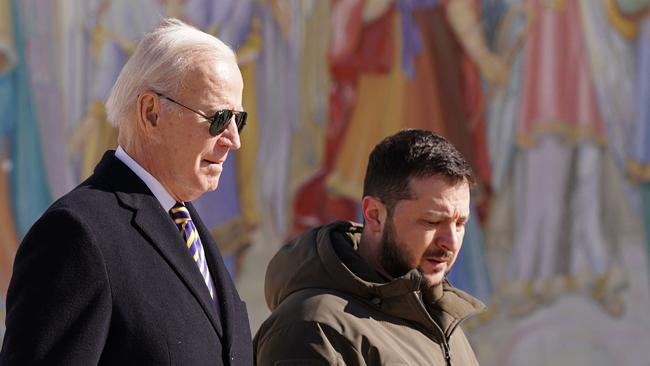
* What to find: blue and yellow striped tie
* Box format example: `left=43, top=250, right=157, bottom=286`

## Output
left=170, top=202, right=215, bottom=299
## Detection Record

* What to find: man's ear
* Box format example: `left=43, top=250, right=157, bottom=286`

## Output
left=138, top=92, right=159, bottom=127
left=361, top=196, right=387, bottom=234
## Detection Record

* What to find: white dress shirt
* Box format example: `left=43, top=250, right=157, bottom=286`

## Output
left=114, top=146, right=176, bottom=212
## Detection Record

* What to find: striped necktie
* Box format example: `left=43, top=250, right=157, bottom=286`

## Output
left=169, top=202, right=216, bottom=299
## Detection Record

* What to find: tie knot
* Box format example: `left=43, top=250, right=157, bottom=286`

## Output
left=169, top=202, right=191, bottom=220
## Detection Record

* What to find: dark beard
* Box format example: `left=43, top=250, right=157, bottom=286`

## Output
left=379, top=218, right=413, bottom=279
left=379, top=217, right=451, bottom=287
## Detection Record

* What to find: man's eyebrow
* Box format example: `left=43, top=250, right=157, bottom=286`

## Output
left=423, top=210, right=470, bottom=220
left=424, top=210, right=450, bottom=216
left=422, top=210, right=455, bottom=220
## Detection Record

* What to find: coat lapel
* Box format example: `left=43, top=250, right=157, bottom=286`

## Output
left=96, top=152, right=224, bottom=338
left=128, top=199, right=224, bottom=337
left=187, top=202, right=239, bottom=352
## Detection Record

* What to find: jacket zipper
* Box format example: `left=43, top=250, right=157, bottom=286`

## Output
left=442, top=338, right=452, bottom=366
left=413, top=322, right=452, bottom=366
left=413, top=291, right=474, bottom=366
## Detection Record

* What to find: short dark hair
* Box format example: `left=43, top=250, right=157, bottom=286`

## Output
left=362, top=129, right=474, bottom=211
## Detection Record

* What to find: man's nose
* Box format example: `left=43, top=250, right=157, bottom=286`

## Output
left=435, top=223, right=461, bottom=252
left=218, top=119, right=241, bottom=149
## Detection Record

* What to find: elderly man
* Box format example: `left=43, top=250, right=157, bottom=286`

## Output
left=255, top=130, right=486, bottom=365
left=0, top=19, right=253, bottom=365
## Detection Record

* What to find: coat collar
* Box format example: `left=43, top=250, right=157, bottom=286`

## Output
left=325, top=221, right=486, bottom=335
left=267, top=220, right=486, bottom=337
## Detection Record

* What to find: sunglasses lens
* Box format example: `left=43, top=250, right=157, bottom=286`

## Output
left=235, top=112, right=247, bottom=132
left=208, top=110, right=247, bottom=136
left=209, top=110, right=233, bottom=136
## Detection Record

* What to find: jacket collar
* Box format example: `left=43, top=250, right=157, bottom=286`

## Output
left=320, top=221, right=486, bottom=335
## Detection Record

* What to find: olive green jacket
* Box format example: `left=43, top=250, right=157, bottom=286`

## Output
left=254, top=221, right=486, bottom=365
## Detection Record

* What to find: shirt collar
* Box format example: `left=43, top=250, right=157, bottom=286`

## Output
left=115, top=146, right=177, bottom=212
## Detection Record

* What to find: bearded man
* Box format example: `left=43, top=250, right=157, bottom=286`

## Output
left=254, top=129, right=485, bottom=365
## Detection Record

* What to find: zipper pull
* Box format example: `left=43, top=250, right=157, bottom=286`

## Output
left=415, top=290, right=422, bottom=301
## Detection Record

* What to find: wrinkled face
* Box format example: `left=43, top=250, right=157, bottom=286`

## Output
left=147, top=57, right=244, bottom=201
left=378, top=175, right=470, bottom=287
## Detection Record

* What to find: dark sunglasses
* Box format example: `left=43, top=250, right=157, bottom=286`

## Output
left=155, top=92, right=247, bottom=136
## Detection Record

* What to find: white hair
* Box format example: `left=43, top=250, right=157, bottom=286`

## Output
left=105, top=18, right=235, bottom=128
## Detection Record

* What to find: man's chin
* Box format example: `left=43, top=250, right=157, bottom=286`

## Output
left=201, top=176, right=221, bottom=192
left=421, top=272, right=446, bottom=288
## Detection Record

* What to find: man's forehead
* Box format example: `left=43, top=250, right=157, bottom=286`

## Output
left=395, top=193, right=470, bottom=215
left=400, top=179, right=470, bottom=214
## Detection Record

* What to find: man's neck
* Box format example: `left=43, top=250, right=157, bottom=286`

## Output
left=357, top=233, right=393, bottom=281
left=115, top=145, right=177, bottom=211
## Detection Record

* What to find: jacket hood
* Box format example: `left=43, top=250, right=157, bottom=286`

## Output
left=264, top=221, right=486, bottom=331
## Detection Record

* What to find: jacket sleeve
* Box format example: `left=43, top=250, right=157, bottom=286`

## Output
left=0, top=208, right=112, bottom=365
left=254, top=320, right=365, bottom=366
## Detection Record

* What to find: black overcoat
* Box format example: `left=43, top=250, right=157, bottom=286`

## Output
left=0, top=151, right=253, bottom=365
